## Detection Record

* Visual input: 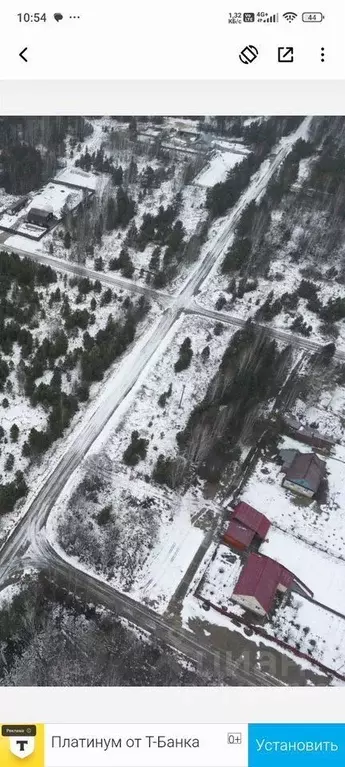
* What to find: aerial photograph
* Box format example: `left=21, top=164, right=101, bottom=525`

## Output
left=0, top=115, right=344, bottom=686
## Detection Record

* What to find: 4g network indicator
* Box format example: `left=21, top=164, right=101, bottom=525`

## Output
left=228, top=11, right=325, bottom=24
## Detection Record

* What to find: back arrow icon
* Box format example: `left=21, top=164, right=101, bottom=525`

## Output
left=19, top=47, right=28, bottom=62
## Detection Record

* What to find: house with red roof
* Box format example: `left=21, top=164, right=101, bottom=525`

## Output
left=232, top=552, right=312, bottom=617
left=223, top=502, right=270, bottom=551
left=223, top=520, right=254, bottom=551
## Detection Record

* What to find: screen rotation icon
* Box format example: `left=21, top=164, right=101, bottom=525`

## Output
left=239, top=45, right=259, bottom=64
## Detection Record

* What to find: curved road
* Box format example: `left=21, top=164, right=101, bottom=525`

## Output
left=29, top=536, right=285, bottom=687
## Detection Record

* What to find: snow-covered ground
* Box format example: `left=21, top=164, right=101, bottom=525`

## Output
left=48, top=316, right=236, bottom=607
left=0, top=189, right=15, bottom=212
left=197, top=544, right=243, bottom=608
left=93, top=316, right=237, bottom=470
left=0, top=581, right=21, bottom=609
left=48, top=470, right=212, bottom=614
left=261, top=528, right=345, bottom=615
left=54, top=167, right=99, bottom=191
left=241, top=437, right=345, bottom=561
left=273, top=595, right=345, bottom=671
left=292, top=391, right=345, bottom=444
left=195, top=151, right=245, bottom=188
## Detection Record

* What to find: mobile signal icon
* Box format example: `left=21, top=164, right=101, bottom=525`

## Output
left=283, top=11, right=298, bottom=22
left=263, top=13, right=279, bottom=23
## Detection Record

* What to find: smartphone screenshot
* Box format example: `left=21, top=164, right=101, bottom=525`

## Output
left=0, top=1, right=345, bottom=765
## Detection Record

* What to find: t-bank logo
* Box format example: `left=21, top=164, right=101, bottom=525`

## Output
left=9, top=736, right=35, bottom=759
left=0, top=725, right=44, bottom=765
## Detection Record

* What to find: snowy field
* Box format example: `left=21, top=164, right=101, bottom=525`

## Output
left=94, top=315, right=237, bottom=472
left=195, top=151, right=245, bottom=188
left=54, top=167, right=100, bottom=191
left=49, top=469, right=211, bottom=614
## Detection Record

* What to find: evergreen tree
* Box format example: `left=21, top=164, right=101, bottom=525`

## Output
left=106, top=197, right=117, bottom=231
left=175, top=337, right=193, bottom=372
left=10, top=424, right=19, bottom=443
left=64, top=231, right=72, bottom=249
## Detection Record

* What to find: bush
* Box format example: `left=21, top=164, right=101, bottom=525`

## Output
left=152, top=454, right=180, bottom=488
left=174, top=337, right=193, bottom=372
left=10, top=424, right=19, bottom=443
left=158, top=383, right=172, bottom=408
left=109, top=249, right=134, bottom=279
left=123, top=430, right=148, bottom=466
left=320, top=297, right=345, bottom=323
left=201, top=345, right=210, bottom=363
left=64, top=231, right=71, bottom=249
left=5, top=454, right=15, bottom=472
left=290, top=315, right=312, bottom=337
left=100, top=288, right=112, bottom=306
left=297, top=280, right=319, bottom=301
left=94, top=257, right=104, bottom=272
left=97, top=505, right=112, bottom=526
left=0, top=471, right=28, bottom=515
left=215, top=295, right=226, bottom=311
left=319, top=342, right=336, bottom=364
left=222, top=238, right=251, bottom=274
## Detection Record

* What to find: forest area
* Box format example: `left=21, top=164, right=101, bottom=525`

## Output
left=0, top=251, right=150, bottom=515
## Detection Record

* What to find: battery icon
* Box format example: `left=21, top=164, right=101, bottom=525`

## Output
left=302, top=12, right=325, bottom=22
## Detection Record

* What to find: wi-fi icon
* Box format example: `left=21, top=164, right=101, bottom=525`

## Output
left=283, top=11, right=298, bottom=22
